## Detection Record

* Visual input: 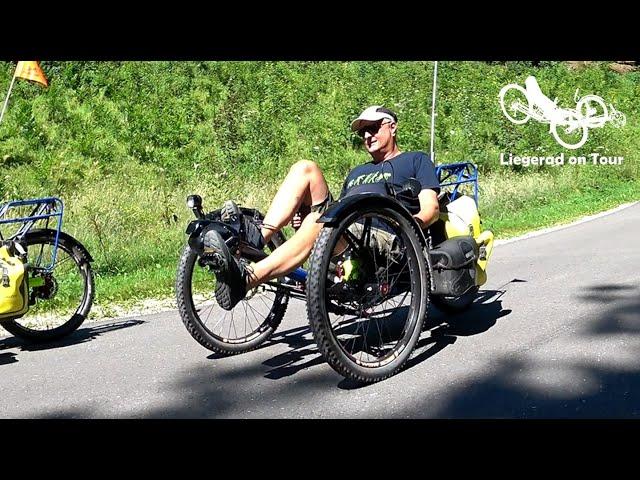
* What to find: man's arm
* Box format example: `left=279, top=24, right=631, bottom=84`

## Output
left=413, top=188, right=440, bottom=228
left=411, top=152, right=440, bottom=228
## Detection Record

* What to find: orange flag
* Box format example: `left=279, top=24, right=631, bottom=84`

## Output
left=14, top=61, right=48, bottom=87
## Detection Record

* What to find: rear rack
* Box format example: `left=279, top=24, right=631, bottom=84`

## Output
left=0, top=197, right=64, bottom=271
left=435, top=162, right=479, bottom=206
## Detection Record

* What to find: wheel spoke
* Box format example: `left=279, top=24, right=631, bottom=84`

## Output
left=53, top=254, right=74, bottom=270
left=178, top=224, right=289, bottom=352
left=360, top=217, right=371, bottom=247
left=343, top=228, right=362, bottom=253
left=209, top=312, right=227, bottom=335
left=7, top=233, right=91, bottom=339
left=228, top=309, right=234, bottom=339
left=246, top=302, right=264, bottom=330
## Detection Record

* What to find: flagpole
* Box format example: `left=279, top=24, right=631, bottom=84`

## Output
left=0, top=68, right=18, bottom=124
left=430, top=61, right=438, bottom=164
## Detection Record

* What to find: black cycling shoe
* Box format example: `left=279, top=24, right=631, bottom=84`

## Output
left=221, top=200, right=266, bottom=251
left=203, top=229, right=250, bottom=311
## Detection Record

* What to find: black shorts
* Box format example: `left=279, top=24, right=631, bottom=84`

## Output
left=310, top=191, right=334, bottom=215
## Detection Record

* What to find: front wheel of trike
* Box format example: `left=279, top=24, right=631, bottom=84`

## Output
left=306, top=206, right=430, bottom=383
left=176, top=232, right=289, bottom=355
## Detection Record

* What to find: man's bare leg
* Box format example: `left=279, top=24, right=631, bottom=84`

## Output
left=246, top=212, right=323, bottom=289
left=211, top=160, right=331, bottom=294
left=260, top=160, right=330, bottom=244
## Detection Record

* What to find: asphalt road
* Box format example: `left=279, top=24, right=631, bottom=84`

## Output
left=1, top=203, right=639, bottom=418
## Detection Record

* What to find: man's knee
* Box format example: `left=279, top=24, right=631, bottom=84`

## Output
left=290, top=159, right=321, bottom=177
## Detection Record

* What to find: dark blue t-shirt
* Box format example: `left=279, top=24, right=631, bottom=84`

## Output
left=340, top=151, right=440, bottom=200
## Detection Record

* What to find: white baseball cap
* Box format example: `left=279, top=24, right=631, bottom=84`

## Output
left=351, top=105, right=398, bottom=132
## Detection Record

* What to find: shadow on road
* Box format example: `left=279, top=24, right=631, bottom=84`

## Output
left=156, top=278, right=639, bottom=417
left=0, top=352, right=18, bottom=366
left=202, top=282, right=515, bottom=387
left=21, top=283, right=515, bottom=417
left=337, top=289, right=512, bottom=390
left=260, top=325, right=326, bottom=380
left=401, top=283, right=640, bottom=418
left=248, top=288, right=510, bottom=388
left=129, top=287, right=511, bottom=416
left=205, top=324, right=327, bottom=379
left=0, top=319, right=146, bottom=353
left=427, top=288, right=512, bottom=335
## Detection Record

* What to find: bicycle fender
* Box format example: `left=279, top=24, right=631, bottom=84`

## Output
left=185, top=219, right=236, bottom=237
left=185, top=219, right=207, bottom=236
left=317, top=193, right=427, bottom=241
left=26, top=229, right=94, bottom=263
left=186, top=220, right=237, bottom=254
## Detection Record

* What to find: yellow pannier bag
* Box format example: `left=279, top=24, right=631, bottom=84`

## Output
left=439, top=195, right=495, bottom=287
left=0, top=244, right=29, bottom=320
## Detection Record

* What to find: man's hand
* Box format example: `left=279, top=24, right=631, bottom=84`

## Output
left=291, top=204, right=311, bottom=231
left=291, top=211, right=303, bottom=230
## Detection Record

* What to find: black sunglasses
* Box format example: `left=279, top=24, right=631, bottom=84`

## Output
left=356, top=121, right=392, bottom=138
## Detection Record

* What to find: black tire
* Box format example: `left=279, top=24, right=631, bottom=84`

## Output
left=430, top=286, right=479, bottom=314
left=306, top=206, right=429, bottom=383
left=1, top=229, right=94, bottom=342
left=176, top=231, right=289, bottom=355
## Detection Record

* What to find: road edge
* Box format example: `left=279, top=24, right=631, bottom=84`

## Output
left=493, top=200, right=639, bottom=246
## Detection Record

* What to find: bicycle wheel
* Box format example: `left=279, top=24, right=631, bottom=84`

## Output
left=176, top=230, right=289, bottom=355
left=499, top=84, right=532, bottom=125
left=551, top=111, right=588, bottom=149
left=1, top=230, right=94, bottom=341
left=306, top=206, right=429, bottom=383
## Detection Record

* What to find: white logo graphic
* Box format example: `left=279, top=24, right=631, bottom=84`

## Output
left=499, top=76, right=626, bottom=149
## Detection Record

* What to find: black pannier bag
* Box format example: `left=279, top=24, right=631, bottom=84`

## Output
left=429, top=236, right=479, bottom=297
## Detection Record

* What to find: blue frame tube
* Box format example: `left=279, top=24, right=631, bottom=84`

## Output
left=435, top=162, right=479, bottom=206
left=288, top=267, right=308, bottom=283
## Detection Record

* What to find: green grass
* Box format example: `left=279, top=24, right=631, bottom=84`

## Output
left=0, top=61, right=637, bottom=314
left=479, top=160, right=639, bottom=237
left=482, top=173, right=639, bottom=237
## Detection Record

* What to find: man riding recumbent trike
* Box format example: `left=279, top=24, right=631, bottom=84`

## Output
left=176, top=106, right=494, bottom=383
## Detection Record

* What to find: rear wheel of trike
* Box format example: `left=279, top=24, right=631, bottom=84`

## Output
left=306, top=206, right=429, bottom=383
left=1, top=229, right=94, bottom=342
left=430, top=286, right=479, bottom=314
left=176, top=231, right=289, bottom=355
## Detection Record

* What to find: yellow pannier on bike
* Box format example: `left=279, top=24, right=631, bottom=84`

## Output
left=0, top=244, right=29, bottom=320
